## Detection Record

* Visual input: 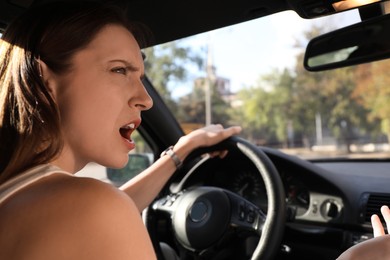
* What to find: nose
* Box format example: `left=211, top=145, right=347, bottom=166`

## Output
left=129, top=81, right=153, bottom=111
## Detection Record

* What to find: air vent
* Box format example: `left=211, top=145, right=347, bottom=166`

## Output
left=362, top=193, right=390, bottom=223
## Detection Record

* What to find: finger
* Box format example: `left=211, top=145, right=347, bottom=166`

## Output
left=209, top=124, right=239, bottom=133
left=224, top=126, right=242, bottom=136
left=209, top=150, right=226, bottom=158
left=219, top=150, right=228, bottom=158
left=208, top=150, right=229, bottom=159
left=208, top=151, right=220, bottom=158
left=381, top=205, right=390, bottom=233
left=212, top=126, right=241, bottom=142
left=371, top=214, right=385, bottom=237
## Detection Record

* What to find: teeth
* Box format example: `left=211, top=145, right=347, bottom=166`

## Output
left=122, top=123, right=135, bottom=129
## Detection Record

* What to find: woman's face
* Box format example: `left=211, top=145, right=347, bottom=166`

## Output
left=52, top=24, right=153, bottom=171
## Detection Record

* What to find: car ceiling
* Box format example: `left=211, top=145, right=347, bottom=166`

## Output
left=0, top=0, right=345, bottom=47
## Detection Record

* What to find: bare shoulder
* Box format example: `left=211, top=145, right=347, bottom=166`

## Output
left=0, top=174, right=156, bottom=260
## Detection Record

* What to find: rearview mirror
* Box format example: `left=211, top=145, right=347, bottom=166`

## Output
left=304, top=13, right=390, bottom=71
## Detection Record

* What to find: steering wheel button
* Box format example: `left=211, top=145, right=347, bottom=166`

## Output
left=247, top=206, right=255, bottom=223
left=161, top=198, right=168, bottom=206
left=240, top=211, right=245, bottom=220
left=239, top=201, right=246, bottom=220
left=166, top=200, right=174, bottom=206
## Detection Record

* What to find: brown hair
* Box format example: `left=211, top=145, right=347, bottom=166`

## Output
left=0, top=1, right=150, bottom=183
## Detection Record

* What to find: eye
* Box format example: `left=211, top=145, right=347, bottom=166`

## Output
left=111, top=67, right=127, bottom=75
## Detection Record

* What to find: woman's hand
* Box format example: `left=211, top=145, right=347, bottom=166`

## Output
left=183, top=124, right=242, bottom=147
left=174, top=124, right=242, bottom=160
left=371, top=205, right=390, bottom=237
left=336, top=205, right=390, bottom=259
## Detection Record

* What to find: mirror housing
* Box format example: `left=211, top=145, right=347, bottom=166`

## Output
left=304, top=13, right=390, bottom=71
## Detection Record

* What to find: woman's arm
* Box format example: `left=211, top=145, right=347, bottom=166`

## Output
left=120, top=124, right=242, bottom=211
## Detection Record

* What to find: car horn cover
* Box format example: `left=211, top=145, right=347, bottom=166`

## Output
left=172, top=187, right=231, bottom=250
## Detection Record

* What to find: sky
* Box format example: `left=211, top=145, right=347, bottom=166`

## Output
left=170, top=9, right=361, bottom=98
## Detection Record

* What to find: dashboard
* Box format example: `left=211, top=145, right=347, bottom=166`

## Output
left=172, top=147, right=344, bottom=224
left=166, top=146, right=390, bottom=259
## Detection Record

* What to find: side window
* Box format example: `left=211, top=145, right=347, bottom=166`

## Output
left=76, top=130, right=154, bottom=187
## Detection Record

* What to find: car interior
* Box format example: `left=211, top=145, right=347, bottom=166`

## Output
left=1, top=0, right=390, bottom=259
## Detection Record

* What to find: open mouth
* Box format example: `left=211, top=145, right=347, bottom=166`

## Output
left=119, top=123, right=135, bottom=142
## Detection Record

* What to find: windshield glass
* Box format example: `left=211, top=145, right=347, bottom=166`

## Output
left=144, top=9, right=390, bottom=160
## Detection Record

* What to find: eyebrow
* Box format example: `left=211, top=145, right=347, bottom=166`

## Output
left=109, top=59, right=137, bottom=68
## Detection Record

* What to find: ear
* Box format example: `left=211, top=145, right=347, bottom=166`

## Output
left=38, top=59, right=59, bottom=99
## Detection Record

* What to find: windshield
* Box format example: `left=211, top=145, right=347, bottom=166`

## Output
left=144, top=9, right=390, bottom=160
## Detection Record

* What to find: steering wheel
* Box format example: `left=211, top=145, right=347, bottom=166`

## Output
left=145, top=136, right=286, bottom=260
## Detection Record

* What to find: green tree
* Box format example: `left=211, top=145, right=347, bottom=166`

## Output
left=143, top=41, right=202, bottom=112
left=233, top=68, right=296, bottom=147
left=177, top=84, right=205, bottom=124
left=177, top=77, right=231, bottom=126
left=353, top=60, right=390, bottom=142
left=235, top=23, right=375, bottom=149
left=295, top=53, right=371, bottom=148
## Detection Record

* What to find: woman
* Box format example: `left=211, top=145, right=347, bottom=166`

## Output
left=0, top=1, right=241, bottom=259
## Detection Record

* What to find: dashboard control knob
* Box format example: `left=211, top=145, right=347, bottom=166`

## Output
left=321, top=200, right=339, bottom=219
